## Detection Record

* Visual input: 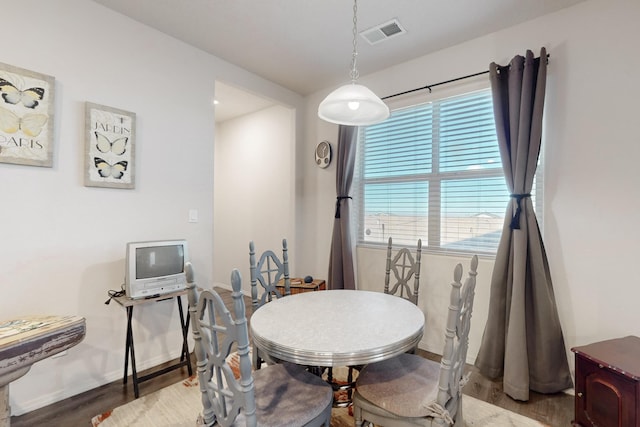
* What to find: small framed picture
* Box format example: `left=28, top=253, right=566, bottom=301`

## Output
left=0, top=62, right=55, bottom=167
left=84, top=102, right=136, bottom=189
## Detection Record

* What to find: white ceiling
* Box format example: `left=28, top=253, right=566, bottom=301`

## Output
left=213, top=81, right=275, bottom=123
left=92, top=0, right=586, bottom=121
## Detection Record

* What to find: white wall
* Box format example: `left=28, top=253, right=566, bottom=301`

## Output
left=1, top=0, right=302, bottom=415
left=213, top=105, right=297, bottom=289
left=301, top=0, right=640, bottom=374
left=5, top=0, right=639, bottom=415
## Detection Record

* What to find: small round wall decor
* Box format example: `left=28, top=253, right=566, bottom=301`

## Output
left=315, top=140, right=332, bottom=168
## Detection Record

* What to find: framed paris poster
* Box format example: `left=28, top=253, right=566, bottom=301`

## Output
left=84, top=102, right=136, bottom=189
left=0, top=62, right=55, bottom=167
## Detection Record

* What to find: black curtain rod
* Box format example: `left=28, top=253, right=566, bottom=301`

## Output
left=382, top=53, right=550, bottom=101
left=382, top=70, right=488, bottom=100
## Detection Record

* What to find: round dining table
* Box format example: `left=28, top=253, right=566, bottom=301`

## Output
left=249, top=289, right=424, bottom=367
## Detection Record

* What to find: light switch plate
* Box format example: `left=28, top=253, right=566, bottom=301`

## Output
left=188, top=209, right=198, bottom=223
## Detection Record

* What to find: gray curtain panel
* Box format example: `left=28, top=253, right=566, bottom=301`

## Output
left=474, top=48, right=573, bottom=401
left=327, top=125, right=357, bottom=290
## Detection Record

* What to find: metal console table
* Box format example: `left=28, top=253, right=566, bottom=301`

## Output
left=113, top=289, right=192, bottom=398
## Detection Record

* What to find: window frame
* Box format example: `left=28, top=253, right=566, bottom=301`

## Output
left=352, top=78, right=544, bottom=256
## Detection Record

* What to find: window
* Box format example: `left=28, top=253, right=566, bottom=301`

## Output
left=354, top=88, right=541, bottom=255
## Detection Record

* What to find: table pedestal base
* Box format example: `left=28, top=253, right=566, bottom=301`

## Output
left=1, top=384, right=9, bottom=427
left=325, top=366, right=359, bottom=408
left=0, top=366, right=32, bottom=427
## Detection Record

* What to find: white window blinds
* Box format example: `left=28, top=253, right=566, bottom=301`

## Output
left=354, top=88, right=540, bottom=254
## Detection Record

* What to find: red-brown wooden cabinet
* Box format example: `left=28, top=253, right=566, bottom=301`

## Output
left=572, top=336, right=640, bottom=427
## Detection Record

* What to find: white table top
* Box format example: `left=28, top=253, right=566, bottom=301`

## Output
left=250, top=289, right=424, bottom=367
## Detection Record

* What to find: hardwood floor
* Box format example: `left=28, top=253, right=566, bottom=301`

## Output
left=447, top=357, right=575, bottom=426
left=10, top=287, right=574, bottom=426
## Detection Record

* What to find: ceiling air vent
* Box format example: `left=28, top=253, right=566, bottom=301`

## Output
left=360, top=19, right=406, bottom=45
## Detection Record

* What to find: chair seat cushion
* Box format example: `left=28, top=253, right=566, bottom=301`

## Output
left=356, top=353, right=442, bottom=418
left=252, top=363, right=333, bottom=426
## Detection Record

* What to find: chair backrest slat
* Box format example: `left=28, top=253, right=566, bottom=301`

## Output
left=384, top=237, right=422, bottom=306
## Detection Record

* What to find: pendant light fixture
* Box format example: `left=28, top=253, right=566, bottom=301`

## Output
left=318, top=0, right=389, bottom=126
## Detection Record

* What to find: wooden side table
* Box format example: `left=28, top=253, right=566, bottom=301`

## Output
left=571, top=336, right=640, bottom=427
left=276, top=278, right=326, bottom=295
left=0, top=315, right=85, bottom=427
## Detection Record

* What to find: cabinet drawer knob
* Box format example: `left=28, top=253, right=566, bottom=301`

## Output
left=577, top=392, right=583, bottom=397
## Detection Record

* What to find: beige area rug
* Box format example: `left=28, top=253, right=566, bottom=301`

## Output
left=91, top=375, right=547, bottom=427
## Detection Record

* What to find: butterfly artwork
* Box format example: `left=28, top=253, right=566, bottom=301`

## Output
left=0, top=77, right=45, bottom=109
left=85, top=102, right=135, bottom=188
left=0, top=106, right=48, bottom=137
left=0, top=63, right=55, bottom=167
left=94, top=157, right=128, bottom=179
left=95, top=131, right=127, bottom=155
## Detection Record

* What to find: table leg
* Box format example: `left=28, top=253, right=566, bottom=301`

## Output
left=0, top=384, right=9, bottom=427
left=176, top=296, right=192, bottom=376
left=328, top=366, right=358, bottom=408
left=129, top=340, right=139, bottom=397
left=123, top=306, right=133, bottom=385
left=124, top=306, right=140, bottom=398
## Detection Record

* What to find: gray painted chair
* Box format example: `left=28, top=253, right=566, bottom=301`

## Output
left=384, top=237, right=422, bottom=306
left=353, top=255, right=478, bottom=427
left=329, top=238, right=424, bottom=401
left=249, top=238, right=291, bottom=369
left=186, top=263, right=333, bottom=427
left=384, top=237, right=423, bottom=355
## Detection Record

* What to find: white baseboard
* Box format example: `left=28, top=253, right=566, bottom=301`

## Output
left=11, top=350, right=185, bottom=416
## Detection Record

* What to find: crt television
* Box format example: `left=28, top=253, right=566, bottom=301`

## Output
left=124, top=239, right=189, bottom=299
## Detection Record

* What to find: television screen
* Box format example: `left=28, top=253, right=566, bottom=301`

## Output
left=125, top=239, right=189, bottom=299
left=135, top=245, right=185, bottom=279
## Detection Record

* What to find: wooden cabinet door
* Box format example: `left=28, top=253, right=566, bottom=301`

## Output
left=575, top=355, right=637, bottom=427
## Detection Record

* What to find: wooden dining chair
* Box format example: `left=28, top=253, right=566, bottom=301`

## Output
left=353, top=255, right=478, bottom=427
left=249, top=238, right=291, bottom=369
left=384, top=237, right=422, bottom=306
left=186, top=263, right=333, bottom=427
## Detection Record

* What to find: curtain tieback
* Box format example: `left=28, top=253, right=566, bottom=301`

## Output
left=510, top=193, right=531, bottom=230
left=335, top=196, right=352, bottom=219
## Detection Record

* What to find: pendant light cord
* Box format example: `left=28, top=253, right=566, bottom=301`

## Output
left=349, top=0, right=359, bottom=83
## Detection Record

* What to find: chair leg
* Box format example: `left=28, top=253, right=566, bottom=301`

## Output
left=353, top=403, right=363, bottom=427
left=253, top=348, right=262, bottom=370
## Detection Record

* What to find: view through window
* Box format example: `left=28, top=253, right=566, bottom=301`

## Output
left=354, top=88, right=540, bottom=255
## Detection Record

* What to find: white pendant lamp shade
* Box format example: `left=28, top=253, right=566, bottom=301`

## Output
left=317, top=0, right=389, bottom=127
left=318, top=83, right=390, bottom=126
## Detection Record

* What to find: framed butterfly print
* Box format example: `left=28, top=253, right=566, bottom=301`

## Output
left=0, top=62, right=55, bottom=167
left=84, top=102, right=136, bottom=189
